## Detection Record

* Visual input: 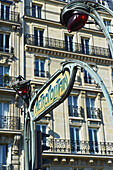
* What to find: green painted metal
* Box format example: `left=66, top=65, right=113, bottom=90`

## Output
left=28, top=60, right=113, bottom=170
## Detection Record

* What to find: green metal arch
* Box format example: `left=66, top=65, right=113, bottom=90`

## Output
left=62, top=59, right=113, bottom=123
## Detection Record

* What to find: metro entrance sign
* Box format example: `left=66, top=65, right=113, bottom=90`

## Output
left=33, top=64, right=77, bottom=121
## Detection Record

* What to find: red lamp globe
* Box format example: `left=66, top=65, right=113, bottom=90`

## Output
left=67, top=11, right=88, bottom=33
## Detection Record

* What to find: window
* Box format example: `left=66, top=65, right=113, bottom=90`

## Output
left=1, top=4, right=10, bottom=20
left=0, top=33, right=10, bottom=52
left=65, top=34, right=73, bottom=51
left=68, top=95, right=79, bottom=117
left=0, top=144, right=11, bottom=167
left=81, top=38, right=89, bottom=54
left=0, top=65, right=10, bottom=87
left=86, top=97, right=96, bottom=119
left=0, top=102, right=9, bottom=129
left=89, top=129, right=99, bottom=153
left=84, top=70, right=93, bottom=84
left=32, top=4, right=42, bottom=18
left=34, top=58, right=45, bottom=77
left=34, top=29, right=43, bottom=46
left=36, top=124, right=47, bottom=146
left=104, top=19, right=111, bottom=32
left=70, top=127, right=80, bottom=153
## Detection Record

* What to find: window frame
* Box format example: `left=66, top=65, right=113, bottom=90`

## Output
left=70, top=126, right=81, bottom=153
left=65, top=34, right=73, bottom=52
left=68, top=95, right=79, bottom=117
left=32, top=4, right=42, bottom=19
left=34, top=58, right=46, bottom=77
left=88, top=128, right=99, bottom=154
left=0, top=33, right=11, bottom=52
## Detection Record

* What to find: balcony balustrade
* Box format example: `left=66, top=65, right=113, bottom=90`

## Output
left=25, top=34, right=111, bottom=58
left=34, top=70, right=50, bottom=78
left=87, top=107, right=101, bottom=119
left=0, top=10, right=20, bottom=23
left=0, top=164, right=13, bottom=170
left=25, top=6, right=60, bottom=22
left=0, top=76, right=16, bottom=88
left=0, top=115, right=22, bottom=130
left=46, top=138, right=113, bottom=155
left=68, top=106, right=83, bottom=117
left=0, top=46, right=14, bottom=54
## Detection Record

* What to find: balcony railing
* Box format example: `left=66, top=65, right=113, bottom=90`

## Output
left=0, top=10, right=20, bottom=23
left=34, top=70, right=50, bottom=78
left=0, top=46, right=14, bottom=54
left=25, top=6, right=60, bottom=22
left=25, top=34, right=111, bottom=58
left=87, top=107, right=101, bottom=119
left=0, top=164, right=13, bottom=170
left=68, top=106, right=83, bottom=117
left=0, top=115, right=22, bottom=130
left=0, top=76, right=16, bottom=88
left=46, top=138, right=113, bottom=155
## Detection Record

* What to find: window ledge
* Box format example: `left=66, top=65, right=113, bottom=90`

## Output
left=87, top=118, right=101, bottom=122
left=84, top=83, right=97, bottom=88
left=69, top=117, right=84, bottom=121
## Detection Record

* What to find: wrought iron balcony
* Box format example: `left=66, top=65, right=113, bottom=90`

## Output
left=0, top=76, right=16, bottom=88
left=0, top=164, right=13, bottom=170
left=87, top=107, right=101, bottom=119
left=46, top=138, right=113, bottom=155
left=25, top=6, right=60, bottom=22
left=25, top=34, right=111, bottom=58
left=0, top=10, right=20, bottom=23
left=84, top=76, right=96, bottom=84
left=68, top=106, right=83, bottom=117
left=0, top=46, right=14, bottom=54
left=34, top=70, right=50, bottom=78
left=0, top=115, right=22, bottom=130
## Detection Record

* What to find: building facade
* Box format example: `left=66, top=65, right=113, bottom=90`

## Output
left=0, top=0, right=113, bottom=169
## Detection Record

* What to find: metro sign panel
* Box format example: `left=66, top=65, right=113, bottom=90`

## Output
left=33, top=64, right=77, bottom=121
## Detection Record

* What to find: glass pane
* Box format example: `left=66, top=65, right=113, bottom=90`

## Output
left=94, top=130, right=98, bottom=152
left=68, top=96, right=73, bottom=116
left=69, top=36, right=73, bottom=51
left=4, top=66, right=9, bottom=75
left=38, top=6, right=41, bottom=18
left=39, top=31, right=43, bottom=46
left=0, top=66, right=3, bottom=75
left=32, top=5, right=36, bottom=17
left=85, top=39, right=89, bottom=54
left=81, top=38, right=85, bottom=53
left=35, top=59, right=39, bottom=76
left=4, top=103, right=9, bottom=116
left=42, top=125, right=46, bottom=145
left=65, top=35, right=68, bottom=51
left=89, top=129, right=94, bottom=153
left=73, top=96, right=78, bottom=116
left=0, top=103, right=2, bottom=115
left=70, top=127, right=75, bottom=152
left=0, top=145, right=6, bottom=164
left=5, top=35, right=9, bottom=50
left=34, top=30, right=38, bottom=45
left=76, top=129, right=80, bottom=151
left=1, top=5, right=4, bottom=19
left=36, top=125, right=40, bottom=131
left=6, top=6, right=10, bottom=20
left=40, top=60, right=45, bottom=77
left=0, top=34, right=3, bottom=50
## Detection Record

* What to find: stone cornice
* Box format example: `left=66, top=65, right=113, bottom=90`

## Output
left=25, top=44, right=113, bottom=65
